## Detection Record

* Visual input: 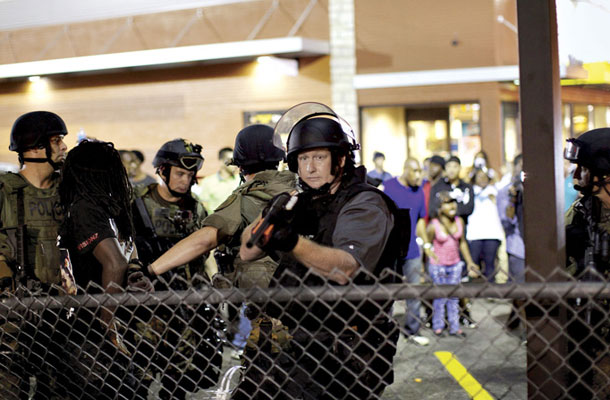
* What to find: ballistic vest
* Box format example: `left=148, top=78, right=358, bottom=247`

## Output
left=210, top=169, right=297, bottom=288
left=272, top=168, right=409, bottom=331
left=0, top=172, right=62, bottom=285
left=133, top=183, right=206, bottom=281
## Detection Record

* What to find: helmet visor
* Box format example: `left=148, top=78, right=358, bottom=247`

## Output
left=564, top=139, right=580, bottom=162
left=274, top=102, right=337, bottom=138
left=180, top=155, right=203, bottom=171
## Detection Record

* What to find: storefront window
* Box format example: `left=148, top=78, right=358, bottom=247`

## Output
left=449, top=103, right=480, bottom=167
left=360, top=103, right=480, bottom=175
left=572, top=104, right=590, bottom=136
left=502, top=102, right=520, bottom=164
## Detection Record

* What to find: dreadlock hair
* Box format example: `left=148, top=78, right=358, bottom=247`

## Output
left=60, top=140, right=134, bottom=240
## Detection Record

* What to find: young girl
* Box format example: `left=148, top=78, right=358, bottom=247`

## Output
left=427, top=191, right=480, bottom=337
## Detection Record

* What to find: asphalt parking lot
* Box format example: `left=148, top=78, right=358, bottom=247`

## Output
left=383, top=298, right=527, bottom=400
left=183, top=298, right=527, bottom=400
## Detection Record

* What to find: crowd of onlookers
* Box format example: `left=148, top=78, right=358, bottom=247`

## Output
left=366, top=150, right=536, bottom=344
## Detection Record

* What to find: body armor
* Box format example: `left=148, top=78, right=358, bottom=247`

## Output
left=132, top=183, right=206, bottom=284
left=209, top=169, right=296, bottom=289
left=0, top=172, right=63, bottom=286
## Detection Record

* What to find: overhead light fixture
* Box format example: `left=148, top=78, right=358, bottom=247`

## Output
left=256, top=56, right=298, bottom=77
left=28, top=75, right=41, bottom=82
left=0, top=37, right=328, bottom=79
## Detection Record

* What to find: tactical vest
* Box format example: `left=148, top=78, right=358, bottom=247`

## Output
left=566, top=195, right=610, bottom=278
left=272, top=171, right=409, bottom=331
left=133, top=184, right=206, bottom=282
left=0, top=172, right=63, bottom=285
left=212, top=169, right=297, bottom=289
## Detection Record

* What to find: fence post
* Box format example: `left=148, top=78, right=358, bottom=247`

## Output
left=516, top=0, right=567, bottom=398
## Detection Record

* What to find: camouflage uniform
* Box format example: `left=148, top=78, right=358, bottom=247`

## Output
left=204, top=169, right=296, bottom=393
left=131, top=183, right=220, bottom=400
left=204, top=169, right=296, bottom=290
left=0, top=172, right=73, bottom=399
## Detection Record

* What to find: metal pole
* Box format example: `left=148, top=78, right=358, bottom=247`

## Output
left=516, top=0, right=566, bottom=397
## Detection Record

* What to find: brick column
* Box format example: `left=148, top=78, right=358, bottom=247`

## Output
left=328, top=0, right=359, bottom=136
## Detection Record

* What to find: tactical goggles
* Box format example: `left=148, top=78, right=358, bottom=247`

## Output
left=564, top=139, right=580, bottom=162
left=179, top=155, right=203, bottom=171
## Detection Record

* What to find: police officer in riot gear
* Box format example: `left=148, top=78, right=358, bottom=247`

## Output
left=565, top=128, right=610, bottom=276
left=147, top=125, right=294, bottom=289
left=0, top=111, right=70, bottom=398
left=130, top=138, right=221, bottom=400
left=240, top=103, right=404, bottom=399
left=565, top=127, right=610, bottom=398
left=133, top=138, right=207, bottom=273
left=147, top=124, right=295, bottom=368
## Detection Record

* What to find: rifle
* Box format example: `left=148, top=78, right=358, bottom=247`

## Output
left=246, top=192, right=299, bottom=249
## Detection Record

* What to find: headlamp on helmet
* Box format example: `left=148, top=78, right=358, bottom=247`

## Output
left=564, top=139, right=580, bottom=163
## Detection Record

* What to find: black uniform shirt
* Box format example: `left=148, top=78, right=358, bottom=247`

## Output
left=331, top=191, right=394, bottom=272
left=61, top=198, right=117, bottom=290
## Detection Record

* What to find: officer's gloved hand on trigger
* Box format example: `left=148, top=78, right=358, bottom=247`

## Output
left=126, top=259, right=154, bottom=292
left=261, top=218, right=299, bottom=253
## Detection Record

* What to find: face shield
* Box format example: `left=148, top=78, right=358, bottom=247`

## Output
left=275, top=102, right=360, bottom=154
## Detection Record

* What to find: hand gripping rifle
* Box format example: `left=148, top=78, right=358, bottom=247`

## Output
left=246, top=191, right=299, bottom=249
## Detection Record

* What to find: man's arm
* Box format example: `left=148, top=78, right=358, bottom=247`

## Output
left=458, top=183, right=475, bottom=217
left=240, top=220, right=358, bottom=285
left=92, top=238, right=129, bottom=329
left=291, top=237, right=359, bottom=285
left=149, top=226, right=218, bottom=275
left=93, top=237, right=129, bottom=292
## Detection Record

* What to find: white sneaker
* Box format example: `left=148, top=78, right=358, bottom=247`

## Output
left=408, top=335, right=430, bottom=346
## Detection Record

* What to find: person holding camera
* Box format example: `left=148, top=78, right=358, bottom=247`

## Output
left=496, top=155, right=524, bottom=284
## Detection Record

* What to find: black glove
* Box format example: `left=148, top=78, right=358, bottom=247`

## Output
left=260, top=218, right=299, bottom=253
left=126, top=259, right=154, bottom=292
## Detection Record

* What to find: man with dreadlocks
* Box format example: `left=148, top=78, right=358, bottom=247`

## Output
left=0, top=111, right=70, bottom=398
left=58, top=139, right=153, bottom=399
left=130, top=138, right=222, bottom=400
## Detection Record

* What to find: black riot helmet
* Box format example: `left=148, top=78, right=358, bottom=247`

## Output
left=275, top=102, right=359, bottom=173
left=153, top=138, right=203, bottom=197
left=10, top=111, right=68, bottom=168
left=565, top=128, right=610, bottom=193
left=230, top=124, right=285, bottom=174
left=153, top=138, right=204, bottom=171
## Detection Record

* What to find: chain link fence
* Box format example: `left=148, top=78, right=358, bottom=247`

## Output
left=1, top=269, right=609, bottom=399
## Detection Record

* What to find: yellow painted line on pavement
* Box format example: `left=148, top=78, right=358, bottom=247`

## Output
left=434, top=351, right=494, bottom=400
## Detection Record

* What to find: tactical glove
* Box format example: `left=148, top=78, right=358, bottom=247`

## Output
left=260, top=218, right=299, bottom=253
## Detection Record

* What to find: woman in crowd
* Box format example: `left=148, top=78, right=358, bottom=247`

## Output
left=466, top=167, right=505, bottom=281
left=427, top=191, right=479, bottom=337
